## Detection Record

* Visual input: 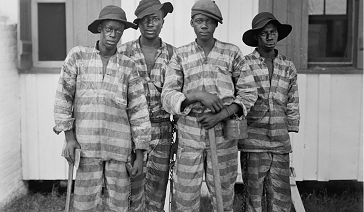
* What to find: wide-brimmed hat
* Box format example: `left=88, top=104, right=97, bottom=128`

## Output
left=191, top=0, right=223, bottom=24
left=88, top=5, right=137, bottom=33
left=133, top=0, right=173, bottom=25
left=242, top=12, right=292, bottom=47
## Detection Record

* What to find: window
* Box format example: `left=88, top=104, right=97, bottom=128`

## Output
left=308, top=0, right=354, bottom=65
left=31, top=0, right=66, bottom=68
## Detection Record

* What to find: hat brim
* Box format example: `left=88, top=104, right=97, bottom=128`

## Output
left=133, top=2, right=173, bottom=25
left=242, top=20, right=292, bottom=47
left=88, top=18, right=137, bottom=33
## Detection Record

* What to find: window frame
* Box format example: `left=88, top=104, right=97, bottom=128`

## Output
left=307, top=0, right=356, bottom=67
left=31, top=0, right=70, bottom=68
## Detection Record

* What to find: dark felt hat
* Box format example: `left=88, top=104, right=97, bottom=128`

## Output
left=88, top=5, right=137, bottom=33
left=133, top=0, right=173, bottom=25
left=242, top=12, right=292, bottom=47
left=191, top=0, right=223, bottom=24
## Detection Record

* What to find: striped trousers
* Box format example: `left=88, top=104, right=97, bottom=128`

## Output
left=130, top=121, right=172, bottom=212
left=72, top=158, right=130, bottom=212
left=240, top=152, right=291, bottom=212
left=173, top=116, right=238, bottom=212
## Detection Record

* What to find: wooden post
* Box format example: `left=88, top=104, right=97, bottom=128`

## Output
left=208, top=128, right=224, bottom=212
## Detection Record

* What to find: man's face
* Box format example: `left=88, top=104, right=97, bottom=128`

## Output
left=256, top=23, right=278, bottom=51
left=99, top=20, right=125, bottom=50
left=190, top=14, right=217, bottom=42
left=138, top=10, right=164, bottom=40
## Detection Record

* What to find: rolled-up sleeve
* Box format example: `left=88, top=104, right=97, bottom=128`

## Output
left=233, top=51, right=258, bottom=116
left=127, top=67, right=152, bottom=150
left=53, top=49, right=77, bottom=134
left=286, top=62, right=300, bottom=132
left=162, top=53, right=192, bottom=116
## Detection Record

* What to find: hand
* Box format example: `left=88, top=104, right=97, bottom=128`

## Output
left=63, top=130, right=81, bottom=165
left=130, top=150, right=144, bottom=178
left=196, top=92, right=224, bottom=113
left=197, top=112, right=224, bottom=130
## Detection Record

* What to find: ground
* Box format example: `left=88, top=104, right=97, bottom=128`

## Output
left=2, top=180, right=363, bottom=212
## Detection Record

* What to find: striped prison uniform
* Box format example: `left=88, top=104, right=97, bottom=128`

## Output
left=119, top=38, right=175, bottom=212
left=54, top=42, right=151, bottom=212
left=162, top=39, right=257, bottom=212
left=239, top=49, right=300, bottom=212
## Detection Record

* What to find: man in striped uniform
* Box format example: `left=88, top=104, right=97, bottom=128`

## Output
left=118, top=0, right=175, bottom=211
left=53, top=6, right=151, bottom=212
left=240, top=12, right=300, bottom=212
left=161, top=0, right=257, bottom=211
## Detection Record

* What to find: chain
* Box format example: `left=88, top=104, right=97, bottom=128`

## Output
left=240, top=152, right=248, bottom=212
left=169, top=117, right=177, bottom=210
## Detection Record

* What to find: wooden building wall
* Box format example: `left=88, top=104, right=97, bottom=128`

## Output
left=19, top=0, right=363, bottom=182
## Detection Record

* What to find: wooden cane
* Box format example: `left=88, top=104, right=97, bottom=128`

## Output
left=209, top=128, right=224, bottom=212
left=65, top=162, right=74, bottom=212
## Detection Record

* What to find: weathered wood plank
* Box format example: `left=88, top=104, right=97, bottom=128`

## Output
left=302, top=74, right=319, bottom=180
left=317, top=74, right=331, bottom=181
left=73, top=0, right=88, bottom=46
left=24, top=75, right=40, bottom=179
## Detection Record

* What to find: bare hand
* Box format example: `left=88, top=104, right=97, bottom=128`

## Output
left=129, top=150, right=144, bottom=178
left=197, top=112, right=223, bottom=130
left=197, top=92, right=224, bottom=113
left=63, top=139, right=81, bottom=165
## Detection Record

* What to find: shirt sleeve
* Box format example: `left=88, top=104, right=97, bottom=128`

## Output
left=286, top=61, right=300, bottom=132
left=232, top=50, right=258, bottom=117
left=162, top=52, right=192, bottom=115
left=127, top=66, right=152, bottom=151
left=53, top=48, right=78, bottom=134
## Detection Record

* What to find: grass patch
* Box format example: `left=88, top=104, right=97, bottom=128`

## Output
left=3, top=180, right=363, bottom=212
left=3, top=191, right=66, bottom=212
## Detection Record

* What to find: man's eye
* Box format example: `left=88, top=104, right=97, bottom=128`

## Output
left=105, top=27, right=111, bottom=32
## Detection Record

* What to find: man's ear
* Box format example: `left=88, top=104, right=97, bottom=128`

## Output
left=97, top=24, right=101, bottom=33
left=190, top=19, right=193, bottom=27
left=253, top=34, right=257, bottom=40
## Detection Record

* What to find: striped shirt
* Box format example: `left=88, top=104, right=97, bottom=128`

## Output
left=54, top=43, right=151, bottom=162
left=118, top=38, right=175, bottom=121
left=162, top=39, right=257, bottom=117
left=241, top=49, right=300, bottom=153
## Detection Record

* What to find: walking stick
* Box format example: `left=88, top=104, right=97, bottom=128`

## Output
left=65, top=149, right=80, bottom=212
left=208, top=128, right=224, bottom=212
left=65, top=162, right=74, bottom=212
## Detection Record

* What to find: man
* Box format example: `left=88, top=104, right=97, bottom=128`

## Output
left=161, top=0, right=257, bottom=211
left=240, top=12, right=300, bottom=212
left=53, top=5, right=151, bottom=212
left=118, top=0, right=174, bottom=211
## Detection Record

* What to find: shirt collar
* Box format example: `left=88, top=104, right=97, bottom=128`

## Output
left=253, top=48, right=279, bottom=61
left=94, top=40, right=118, bottom=58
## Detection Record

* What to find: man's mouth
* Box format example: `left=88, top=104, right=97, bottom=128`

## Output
left=145, top=30, right=155, bottom=34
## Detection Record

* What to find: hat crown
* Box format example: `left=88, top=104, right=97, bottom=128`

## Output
left=251, top=12, right=276, bottom=28
left=99, top=5, right=127, bottom=20
left=191, top=0, right=222, bottom=22
left=135, top=0, right=163, bottom=16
